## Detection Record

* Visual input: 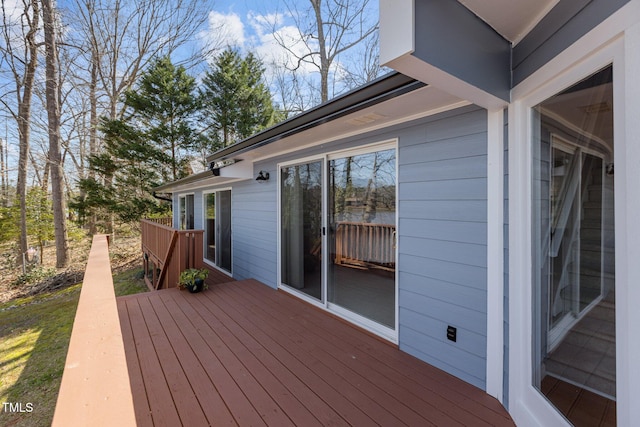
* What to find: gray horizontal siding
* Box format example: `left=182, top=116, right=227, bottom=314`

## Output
left=401, top=200, right=487, bottom=222
left=400, top=321, right=487, bottom=389
left=399, top=218, right=486, bottom=245
left=230, top=174, right=278, bottom=287
left=397, top=105, right=488, bottom=389
left=184, top=104, right=490, bottom=392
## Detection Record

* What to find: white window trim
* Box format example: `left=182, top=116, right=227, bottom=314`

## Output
left=508, top=5, right=640, bottom=424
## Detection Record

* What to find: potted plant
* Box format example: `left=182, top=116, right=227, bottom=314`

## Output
left=178, top=268, right=209, bottom=293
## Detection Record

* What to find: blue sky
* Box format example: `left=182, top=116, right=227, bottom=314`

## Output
left=197, top=1, right=380, bottom=79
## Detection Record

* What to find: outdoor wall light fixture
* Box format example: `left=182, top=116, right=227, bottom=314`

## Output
left=256, top=170, right=270, bottom=181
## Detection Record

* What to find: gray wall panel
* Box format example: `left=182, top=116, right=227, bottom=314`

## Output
left=413, top=0, right=510, bottom=101
left=399, top=218, right=486, bottom=245
left=399, top=155, right=487, bottom=182
left=397, top=105, right=488, bottom=389
left=400, top=306, right=487, bottom=355
left=401, top=253, right=487, bottom=291
left=400, top=237, right=487, bottom=268
left=400, top=271, right=487, bottom=314
left=400, top=200, right=487, bottom=222
left=401, top=325, right=486, bottom=389
left=400, top=178, right=487, bottom=201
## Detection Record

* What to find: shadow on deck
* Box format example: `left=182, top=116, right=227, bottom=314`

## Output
left=116, top=278, right=514, bottom=426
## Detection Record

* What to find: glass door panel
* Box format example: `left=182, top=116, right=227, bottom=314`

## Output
left=280, top=161, right=323, bottom=301
left=328, top=148, right=396, bottom=329
left=179, top=194, right=194, bottom=230
left=204, top=193, right=216, bottom=264
left=532, top=65, right=616, bottom=417
left=218, top=190, right=232, bottom=273
left=204, top=190, right=232, bottom=273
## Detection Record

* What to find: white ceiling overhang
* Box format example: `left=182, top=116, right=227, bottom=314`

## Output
left=458, top=0, right=560, bottom=44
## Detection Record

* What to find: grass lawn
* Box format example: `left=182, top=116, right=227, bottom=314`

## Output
left=0, top=267, right=147, bottom=427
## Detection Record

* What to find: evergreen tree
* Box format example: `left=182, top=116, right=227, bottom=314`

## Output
left=200, top=49, right=280, bottom=150
left=74, top=56, right=198, bottom=226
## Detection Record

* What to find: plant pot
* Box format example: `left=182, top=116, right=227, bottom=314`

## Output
left=188, top=278, right=205, bottom=293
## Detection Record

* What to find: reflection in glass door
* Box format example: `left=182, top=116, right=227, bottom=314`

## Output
left=532, top=65, right=616, bottom=420
left=280, top=161, right=323, bottom=301
left=204, top=190, right=232, bottom=273
left=328, top=148, right=396, bottom=329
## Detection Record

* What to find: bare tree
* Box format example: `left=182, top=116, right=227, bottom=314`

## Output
left=41, top=0, right=70, bottom=267
left=0, top=0, right=40, bottom=264
left=68, top=0, right=212, bottom=234
left=271, top=0, right=379, bottom=103
left=0, top=136, right=6, bottom=206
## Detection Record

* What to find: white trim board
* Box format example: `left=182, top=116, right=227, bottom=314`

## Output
left=486, top=108, right=505, bottom=402
left=508, top=8, right=636, bottom=425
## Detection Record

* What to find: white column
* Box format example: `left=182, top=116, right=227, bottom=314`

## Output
left=486, top=108, right=505, bottom=402
left=617, top=17, right=640, bottom=427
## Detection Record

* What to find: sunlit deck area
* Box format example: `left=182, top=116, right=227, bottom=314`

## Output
left=54, top=235, right=513, bottom=426
left=117, top=278, right=514, bottom=426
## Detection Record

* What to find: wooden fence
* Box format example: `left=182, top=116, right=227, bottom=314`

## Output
left=141, top=218, right=204, bottom=290
left=334, top=221, right=396, bottom=271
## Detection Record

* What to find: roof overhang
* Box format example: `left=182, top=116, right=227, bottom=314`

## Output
left=153, top=160, right=253, bottom=193
left=155, top=72, right=466, bottom=193
left=205, top=72, right=424, bottom=163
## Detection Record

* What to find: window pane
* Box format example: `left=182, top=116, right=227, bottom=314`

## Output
left=280, top=161, right=323, bottom=300
left=328, top=148, right=396, bottom=329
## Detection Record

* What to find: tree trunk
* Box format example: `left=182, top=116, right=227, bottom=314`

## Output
left=0, top=137, right=5, bottom=207
left=15, top=0, right=40, bottom=266
left=42, top=0, right=70, bottom=268
left=88, top=53, right=98, bottom=233
left=310, top=0, right=329, bottom=103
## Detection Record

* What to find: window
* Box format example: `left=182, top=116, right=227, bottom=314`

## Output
left=179, top=194, right=194, bottom=230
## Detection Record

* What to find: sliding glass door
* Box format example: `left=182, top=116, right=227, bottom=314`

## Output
left=280, top=161, right=323, bottom=301
left=328, top=148, right=396, bottom=329
left=204, top=190, right=232, bottom=274
left=279, top=143, right=397, bottom=338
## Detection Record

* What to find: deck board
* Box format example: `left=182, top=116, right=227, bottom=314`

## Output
left=118, top=279, right=514, bottom=426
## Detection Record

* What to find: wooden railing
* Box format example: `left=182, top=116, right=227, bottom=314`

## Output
left=141, top=218, right=204, bottom=290
left=145, top=216, right=173, bottom=227
left=334, top=221, right=396, bottom=271
left=52, top=235, right=136, bottom=426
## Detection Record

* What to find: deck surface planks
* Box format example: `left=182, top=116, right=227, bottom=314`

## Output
left=117, top=279, right=514, bottom=426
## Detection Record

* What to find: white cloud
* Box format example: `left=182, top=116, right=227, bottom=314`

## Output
left=249, top=17, right=319, bottom=77
left=247, top=11, right=285, bottom=38
left=200, top=10, right=246, bottom=52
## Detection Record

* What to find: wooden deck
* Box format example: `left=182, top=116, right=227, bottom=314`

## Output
left=117, top=278, right=514, bottom=426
